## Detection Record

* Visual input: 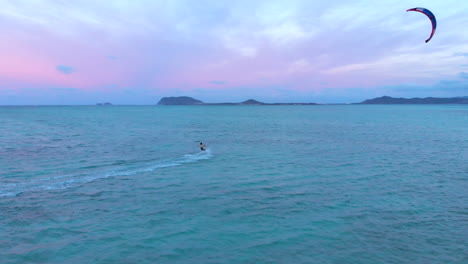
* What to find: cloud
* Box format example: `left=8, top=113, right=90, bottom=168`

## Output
left=388, top=78, right=468, bottom=95
left=321, top=46, right=468, bottom=80
left=56, top=65, right=75, bottom=74
left=287, top=59, right=314, bottom=74
left=50, top=87, right=79, bottom=92
left=1, top=0, right=467, bottom=105
left=210, top=80, right=227, bottom=85
left=454, top=52, right=468, bottom=57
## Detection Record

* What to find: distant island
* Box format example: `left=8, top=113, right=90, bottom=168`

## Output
left=96, top=102, right=113, bottom=106
left=158, top=96, right=203, bottom=105
left=157, top=96, right=317, bottom=105
left=360, top=96, right=468, bottom=104
left=156, top=96, right=468, bottom=105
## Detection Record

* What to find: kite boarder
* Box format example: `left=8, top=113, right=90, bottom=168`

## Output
left=199, top=142, right=206, bottom=151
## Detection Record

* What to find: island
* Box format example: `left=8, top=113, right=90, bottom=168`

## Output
left=157, top=96, right=203, bottom=105
left=359, top=96, right=468, bottom=104
left=96, top=102, right=113, bottom=106
left=156, top=96, right=468, bottom=105
left=157, top=96, right=317, bottom=105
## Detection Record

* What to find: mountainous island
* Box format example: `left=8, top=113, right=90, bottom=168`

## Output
left=157, top=96, right=317, bottom=105
left=360, top=96, right=468, bottom=104
left=157, top=96, right=204, bottom=105
left=157, top=96, right=468, bottom=105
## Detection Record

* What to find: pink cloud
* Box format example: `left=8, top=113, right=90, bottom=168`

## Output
left=0, top=31, right=134, bottom=90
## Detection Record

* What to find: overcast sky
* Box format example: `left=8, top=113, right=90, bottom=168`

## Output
left=0, top=0, right=467, bottom=104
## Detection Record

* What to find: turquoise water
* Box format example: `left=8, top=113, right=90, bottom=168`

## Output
left=0, top=105, right=467, bottom=264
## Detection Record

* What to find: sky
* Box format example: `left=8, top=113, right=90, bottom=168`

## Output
left=0, top=0, right=467, bottom=105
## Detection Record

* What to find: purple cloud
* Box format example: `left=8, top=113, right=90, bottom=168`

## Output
left=210, top=80, right=227, bottom=85
left=56, top=65, right=75, bottom=74
left=1, top=0, right=467, bottom=104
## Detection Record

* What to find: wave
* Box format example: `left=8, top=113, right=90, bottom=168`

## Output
left=0, top=149, right=212, bottom=197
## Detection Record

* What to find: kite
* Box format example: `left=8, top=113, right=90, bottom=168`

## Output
left=407, top=7, right=437, bottom=43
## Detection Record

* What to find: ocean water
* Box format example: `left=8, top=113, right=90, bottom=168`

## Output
left=0, top=105, right=467, bottom=264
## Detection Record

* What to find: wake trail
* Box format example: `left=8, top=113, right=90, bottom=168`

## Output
left=0, top=150, right=212, bottom=197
